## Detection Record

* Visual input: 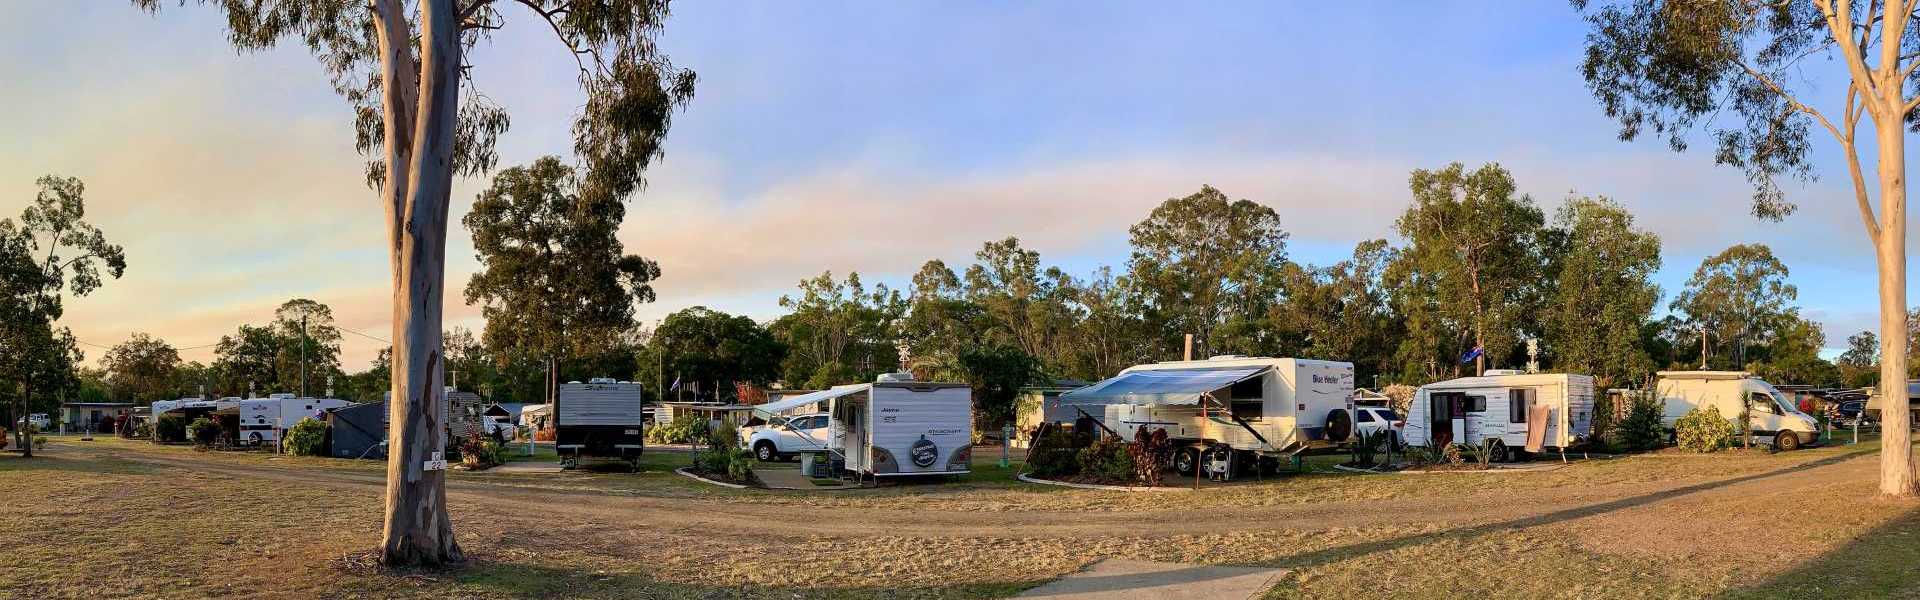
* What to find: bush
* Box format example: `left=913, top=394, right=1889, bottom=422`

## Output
left=187, top=417, right=219, bottom=448
left=1619, top=394, right=1665, bottom=452
left=1676, top=405, right=1738, bottom=453
left=1351, top=429, right=1390, bottom=467
left=646, top=413, right=709, bottom=445
left=459, top=431, right=506, bottom=468
left=1076, top=437, right=1134, bottom=482
left=285, top=419, right=328, bottom=457
left=1025, top=426, right=1083, bottom=478
left=1130, top=428, right=1171, bottom=486
left=696, top=421, right=753, bottom=482
left=155, top=416, right=187, bottom=443
left=0, top=428, right=8, bottom=451
left=31, top=437, right=46, bottom=450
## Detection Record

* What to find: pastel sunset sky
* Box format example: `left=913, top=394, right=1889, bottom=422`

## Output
left=1, top=2, right=1903, bottom=371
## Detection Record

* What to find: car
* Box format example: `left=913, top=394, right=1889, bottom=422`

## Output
left=15, top=414, right=50, bottom=431
left=1353, top=406, right=1401, bottom=447
left=740, top=413, right=832, bottom=462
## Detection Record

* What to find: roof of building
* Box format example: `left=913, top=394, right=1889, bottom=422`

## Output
left=60, top=402, right=134, bottom=408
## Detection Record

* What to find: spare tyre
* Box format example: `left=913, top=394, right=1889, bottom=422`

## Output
left=1325, top=409, right=1353, bottom=443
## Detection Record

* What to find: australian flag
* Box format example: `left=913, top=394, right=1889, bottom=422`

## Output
left=1459, top=346, right=1484, bottom=364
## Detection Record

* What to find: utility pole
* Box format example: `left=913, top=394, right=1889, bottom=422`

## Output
left=1699, top=324, right=1709, bottom=370
left=299, top=314, right=309, bottom=398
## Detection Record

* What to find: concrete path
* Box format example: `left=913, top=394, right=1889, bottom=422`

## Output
left=1017, top=559, right=1287, bottom=600
left=493, top=461, right=563, bottom=474
left=754, top=468, right=849, bottom=490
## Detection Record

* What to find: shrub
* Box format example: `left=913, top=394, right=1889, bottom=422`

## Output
left=1076, top=437, right=1134, bottom=482
left=1619, top=394, right=1665, bottom=452
left=646, top=413, right=708, bottom=445
left=1129, top=428, right=1171, bottom=486
left=1675, top=405, right=1738, bottom=453
left=1025, top=426, right=1083, bottom=478
left=0, top=428, right=8, bottom=451
left=131, top=421, right=153, bottom=439
left=1440, top=443, right=1464, bottom=465
left=1351, top=430, right=1390, bottom=467
left=155, top=416, right=187, bottom=443
left=696, top=421, right=753, bottom=482
left=187, top=417, right=219, bottom=448
left=459, top=431, right=506, bottom=468
left=285, top=419, right=328, bottom=457
left=31, top=437, right=46, bottom=450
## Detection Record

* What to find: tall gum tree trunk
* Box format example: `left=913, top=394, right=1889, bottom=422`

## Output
left=380, top=0, right=462, bottom=566
left=1875, top=107, right=1915, bottom=497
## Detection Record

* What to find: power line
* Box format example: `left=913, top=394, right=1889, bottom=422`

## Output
left=337, top=325, right=391, bottom=345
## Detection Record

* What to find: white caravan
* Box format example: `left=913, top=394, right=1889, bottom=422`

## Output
left=1060, top=356, right=1355, bottom=479
left=1402, top=372, right=1596, bottom=461
left=751, top=374, right=975, bottom=478
left=1655, top=371, right=1818, bottom=451
left=239, top=396, right=352, bottom=447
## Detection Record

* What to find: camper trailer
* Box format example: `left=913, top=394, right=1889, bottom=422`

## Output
left=1402, top=372, right=1595, bottom=461
left=748, top=374, right=975, bottom=478
left=554, top=379, right=646, bottom=470
left=1656, top=371, right=1819, bottom=451
left=1059, top=356, right=1355, bottom=479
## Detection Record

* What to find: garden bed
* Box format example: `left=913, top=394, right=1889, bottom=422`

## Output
left=674, top=466, right=758, bottom=489
left=1015, top=472, right=1189, bottom=492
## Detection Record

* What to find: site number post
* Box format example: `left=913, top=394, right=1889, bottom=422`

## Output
left=1000, top=425, right=1012, bottom=468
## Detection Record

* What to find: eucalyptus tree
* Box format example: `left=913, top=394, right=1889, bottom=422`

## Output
left=1391, top=163, right=1545, bottom=376
left=1575, top=0, right=1920, bottom=495
left=1670, top=244, right=1797, bottom=369
left=1539, top=196, right=1663, bottom=387
left=464, top=156, right=661, bottom=407
left=0, top=176, right=125, bottom=457
left=133, top=0, right=695, bottom=564
left=1126, top=185, right=1288, bottom=359
left=272, top=299, right=343, bottom=397
left=101, top=332, right=182, bottom=402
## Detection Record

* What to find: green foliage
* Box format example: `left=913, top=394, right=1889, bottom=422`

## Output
left=645, top=413, right=708, bottom=445
left=1671, top=244, right=1797, bottom=369
left=1388, top=162, right=1545, bottom=380
left=696, top=421, right=753, bottom=482
left=1130, top=428, right=1171, bottom=486
left=1273, top=240, right=1401, bottom=387
left=464, top=157, right=662, bottom=373
left=187, top=417, right=218, bottom=447
left=1592, top=391, right=1618, bottom=446
left=284, top=419, right=328, bottom=457
left=770, top=271, right=904, bottom=389
left=1075, top=437, right=1135, bottom=482
left=1676, top=405, right=1738, bottom=453
left=155, top=415, right=186, bottom=443
left=959, top=344, right=1041, bottom=429
left=459, top=431, right=507, bottom=468
left=650, top=306, right=786, bottom=398
left=100, top=332, right=181, bottom=402
left=1619, top=394, right=1665, bottom=452
left=1540, top=196, right=1662, bottom=387
left=31, top=436, right=46, bottom=450
left=1127, top=185, right=1288, bottom=359
left=1439, top=443, right=1464, bottom=466
left=1351, top=429, right=1390, bottom=467
left=1025, top=427, right=1084, bottom=478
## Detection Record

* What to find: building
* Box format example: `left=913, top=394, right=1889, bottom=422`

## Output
left=59, top=402, right=133, bottom=434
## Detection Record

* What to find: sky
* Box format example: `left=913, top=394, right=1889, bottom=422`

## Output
left=0, top=2, right=1907, bottom=373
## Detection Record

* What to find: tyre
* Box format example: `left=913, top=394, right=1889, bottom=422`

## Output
left=754, top=441, right=777, bottom=462
left=1173, top=447, right=1200, bottom=477
left=1488, top=440, right=1510, bottom=463
left=1325, top=410, right=1354, bottom=443
left=1775, top=431, right=1801, bottom=452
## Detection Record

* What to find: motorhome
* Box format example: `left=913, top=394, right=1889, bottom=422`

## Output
left=1059, top=356, right=1355, bottom=480
left=230, top=395, right=352, bottom=447
left=750, top=374, right=975, bottom=479
left=1402, top=371, right=1595, bottom=461
left=554, top=379, right=646, bottom=470
left=1656, top=371, right=1818, bottom=451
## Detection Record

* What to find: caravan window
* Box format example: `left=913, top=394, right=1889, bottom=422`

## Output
left=1228, top=377, right=1264, bottom=401
left=1356, top=409, right=1376, bottom=423
left=1508, top=389, right=1534, bottom=424
left=1466, top=396, right=1486, bottom=412
left=1748, top=393, right=1779, bottom=415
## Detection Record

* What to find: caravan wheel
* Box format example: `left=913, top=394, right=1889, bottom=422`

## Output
left=1173, top=447, right=1200, bottom=477
left=1488, top=440, right=1510, bottom=464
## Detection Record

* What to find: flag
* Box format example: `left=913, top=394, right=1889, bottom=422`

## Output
left=1459, top=346, right=1484, bottom=364
left=669, top=376, right=681, bottom=392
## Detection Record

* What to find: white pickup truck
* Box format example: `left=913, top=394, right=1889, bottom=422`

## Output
left=740, top=413, right=832, bottom=461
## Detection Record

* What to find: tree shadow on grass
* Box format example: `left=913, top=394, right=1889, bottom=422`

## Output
left=442, top=561, right=1034, bottom=599
left=1248, top=447, right=1878, bottom=572
left=0, top=450, right=155, bottom=475
left=1720, top=504, right=1920, bottom=599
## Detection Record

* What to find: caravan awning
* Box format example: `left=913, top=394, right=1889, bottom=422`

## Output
left=1058, top=367, right=1269, bottom=406
left=751, top=384, right=871, bottom=418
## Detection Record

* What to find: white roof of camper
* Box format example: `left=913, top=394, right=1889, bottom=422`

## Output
left=1058, top=366, right=1268, bottom=406
left=752, top=384, right=869, bottom=418
left=1656, top=370, right=1753, bottom=380
left=1422, top=373, right=1594, bottom=390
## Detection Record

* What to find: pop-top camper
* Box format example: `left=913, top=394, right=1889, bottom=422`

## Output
left=1059, top=356, right=1355, bottom=480
left=1403, top=372, right=1595, bottom=461
left=750, top=373, right=975, bottom=479
left=555, top=379, right=646, bottom=469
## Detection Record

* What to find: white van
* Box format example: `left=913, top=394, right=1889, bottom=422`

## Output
left=1655, top=371, right=1818, bottom=451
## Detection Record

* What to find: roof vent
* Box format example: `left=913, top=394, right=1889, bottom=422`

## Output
left=1207, top=355, right=1249, bottom=361
left=875, top=372, right=916, bottom=383
left=1483, top=369, right=1525, bottom=376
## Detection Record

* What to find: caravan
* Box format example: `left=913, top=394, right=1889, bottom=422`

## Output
left=1059, top=356, right=1355, bottom=480
left=749, top=374, right=974, bottom=479
left=1402, top=372, right=1595, bottom=461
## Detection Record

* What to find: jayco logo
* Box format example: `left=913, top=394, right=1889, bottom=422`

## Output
left=910, top=436, right=939, bottom=468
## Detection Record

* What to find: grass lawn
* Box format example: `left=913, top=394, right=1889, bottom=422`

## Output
left=4, top=435, right=1919, bottom=598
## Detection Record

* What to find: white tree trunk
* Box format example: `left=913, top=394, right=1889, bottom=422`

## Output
left=1874, top=110, right=1915, bottom=497
left=379, top=0, right=463, bottom=566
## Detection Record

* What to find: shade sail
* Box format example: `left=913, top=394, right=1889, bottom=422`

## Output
left=1057, top=367, right=1268, bottom=406
left=752, top=384, right=870, bottom=418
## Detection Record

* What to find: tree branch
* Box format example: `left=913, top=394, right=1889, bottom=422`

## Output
left=1819, top=0, right=1888, bottom=110
left=1738, top=61, right=1848, bottom=142
left=513, top=0, right=602, bottom=79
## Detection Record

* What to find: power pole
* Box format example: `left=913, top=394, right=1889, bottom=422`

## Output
left=300, top=314, right=309, bottom=398
left=1699, top=324, right=1709, bottom=370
